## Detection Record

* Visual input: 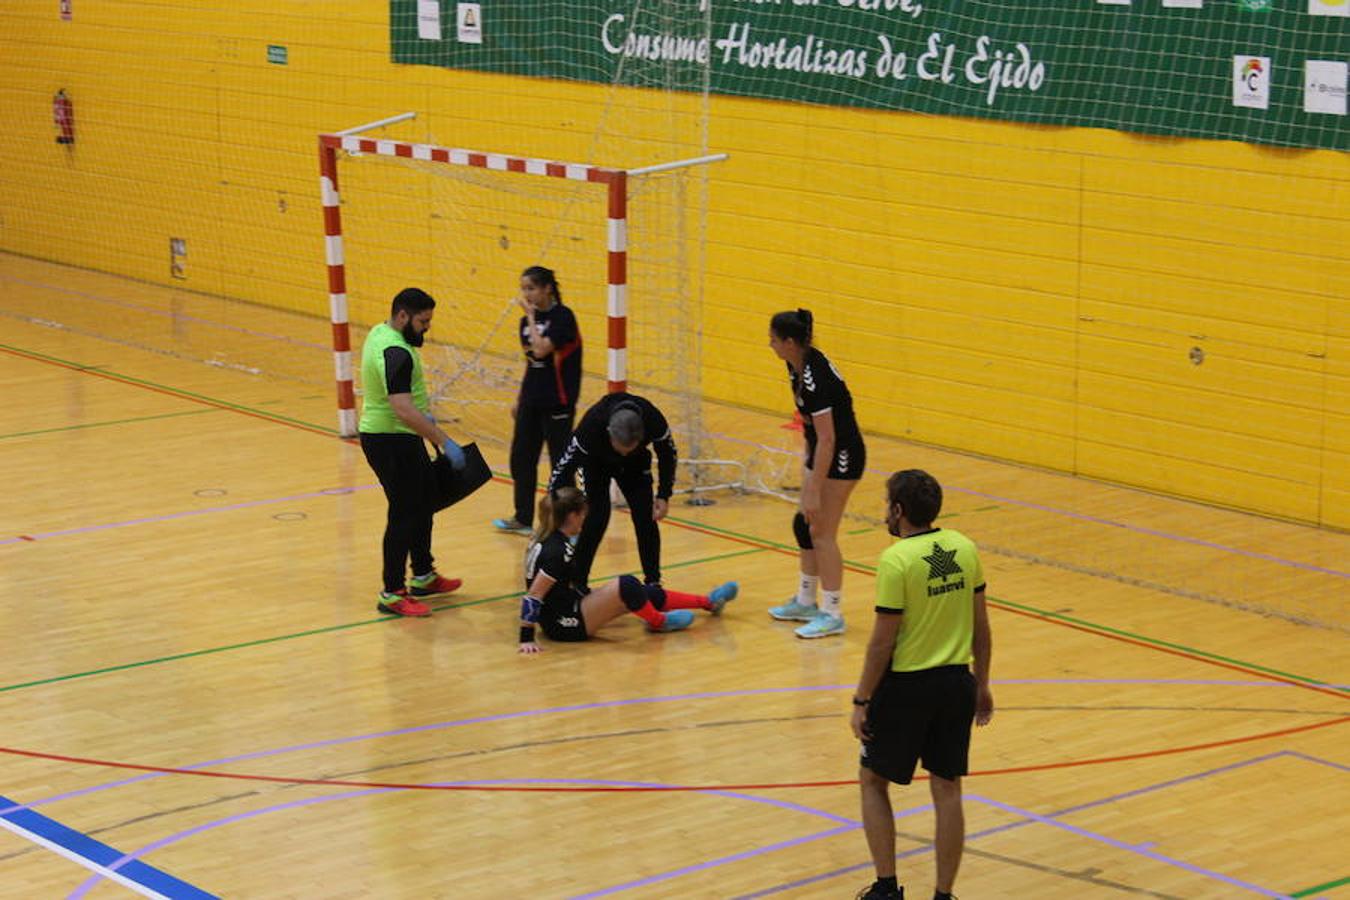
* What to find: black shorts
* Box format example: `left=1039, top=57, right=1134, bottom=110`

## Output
left=806, top=441, right=866, bottom=481
left=538, top=588, right=588, bottom=642
left=860, top=665, right=976, bottom=785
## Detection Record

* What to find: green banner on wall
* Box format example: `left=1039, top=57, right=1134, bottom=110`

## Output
left=392, top=1, right=1348, bottom=151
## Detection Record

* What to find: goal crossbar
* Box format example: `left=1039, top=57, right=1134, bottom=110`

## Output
left=318, top=130, right=630, bottom=438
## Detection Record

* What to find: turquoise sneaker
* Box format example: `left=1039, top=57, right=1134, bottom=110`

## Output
left=795, top=612, right=845, bottom=639
left=768, top=599, right=819, bottom=622
left=649, top=609, right=694, bottom=632
left=492, top=517, right=533, bottom=537
left=708, top=582, right=739, bottom=615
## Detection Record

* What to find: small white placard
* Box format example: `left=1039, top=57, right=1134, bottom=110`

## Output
left=1233, top=55, right=1271, bottom=110
left=457, top=3, right=483, bottom=43
left=1304, top=60, right=1348, bottom=115
left=1309, top=0, right=1349, bottom=16
left=1162, top=0, right=1203, bottom=8
left=1097, top=0, right=1131, bottom=5
left=417, top=0, right=441, bottom=40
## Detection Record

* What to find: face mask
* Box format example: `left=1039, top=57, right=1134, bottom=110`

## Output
left=401, top=320, right=425, bottom=347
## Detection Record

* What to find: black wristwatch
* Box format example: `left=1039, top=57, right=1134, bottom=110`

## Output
left=852, top=697, right=870, bottom=707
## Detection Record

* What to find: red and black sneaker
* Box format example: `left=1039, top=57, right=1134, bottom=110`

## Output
left=408, top=572, right=463, bottom=598
left=376, top=590, right=432, bottom=617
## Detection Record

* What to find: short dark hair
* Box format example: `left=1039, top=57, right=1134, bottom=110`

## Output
left=886, top=469, right=942, bottom=528
left=770, top=308, right=813, bottom=347
left=607, top=406, right=644, bottom=447
left=391, top=287, right=436, bottom=317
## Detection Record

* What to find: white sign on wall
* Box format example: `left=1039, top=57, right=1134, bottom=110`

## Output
left=458, top=3, right=484, bottom=44
left=1304, top=60, right=1348, bottom=115
left=1308, top=0, right=1349, bottom=17
left=417, top=0, right=441, bottom=40
left=1233, top=55, right=1271, bottom=110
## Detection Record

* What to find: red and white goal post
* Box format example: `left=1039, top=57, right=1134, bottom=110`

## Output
left=317, top=112, right=726, bottom=440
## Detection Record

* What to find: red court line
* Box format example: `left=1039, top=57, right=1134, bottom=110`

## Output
left=0, top=344, right=342, bottom=441
left=0, top=716, right=1344, bottom=793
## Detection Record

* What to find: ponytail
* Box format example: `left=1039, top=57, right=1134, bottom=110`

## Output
left=770, top=308, right=813, bottom=348
left=533, top=486, right=587, bottom=542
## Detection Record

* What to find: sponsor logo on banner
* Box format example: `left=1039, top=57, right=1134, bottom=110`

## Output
left=1233, top=55, right=1271, bottom=109
left=1309, top=0, right=1349, bottom=16
left=1238, top=0, right=1273, bottom=10
left=457, top=3, right=483, bottom=44
left=1305, top=60, right=1348, bottom=114
left=417, top=0, right=441, bottom=40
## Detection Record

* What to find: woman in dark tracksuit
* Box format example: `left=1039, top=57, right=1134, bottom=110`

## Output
left=492, top=266, right=582, bottom=536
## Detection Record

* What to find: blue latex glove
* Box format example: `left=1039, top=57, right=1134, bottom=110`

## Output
left=441, top=438, right=466, bottom=471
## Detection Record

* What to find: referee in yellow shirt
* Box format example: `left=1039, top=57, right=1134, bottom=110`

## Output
left=850, top=470, right=994, bottom=900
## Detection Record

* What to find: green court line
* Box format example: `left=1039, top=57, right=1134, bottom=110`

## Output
left=0, top=342, right=338, bottom=436
left=989, top=596, right=1348, bottom=693
left=0, top=545, right=768, bottom=694
left=0, top=408, right=218, bottom=441
left=668, top=516, right=1348, bottom=695
left=1291, top=875, right=1350, bottom=897
left=5, top=340, right=1344, bottom=698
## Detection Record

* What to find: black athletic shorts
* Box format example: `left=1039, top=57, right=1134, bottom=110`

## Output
left=860, top=664, right=976, bottom=784
left=806, top=441, right=866, bottom=481
left=538, top=588, right=588, bottom=642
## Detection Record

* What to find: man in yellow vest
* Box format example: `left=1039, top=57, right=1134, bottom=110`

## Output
left=851, top=469, right=995, bottom=900
left=358, top=287, right=468, bottom=617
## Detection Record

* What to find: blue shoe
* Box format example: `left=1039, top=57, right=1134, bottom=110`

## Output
left=768, top=599, right=819, bottom=622
left=492, top=517, right=533, bottom=537
left=708, top=582, right=739, bottom=615
left=649, top=609, right=694, bottom=633
left=795, top=612, right=845, bottom=639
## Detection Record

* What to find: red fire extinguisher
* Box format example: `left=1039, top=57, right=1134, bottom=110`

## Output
left=53, top=89, right=75, bottom=145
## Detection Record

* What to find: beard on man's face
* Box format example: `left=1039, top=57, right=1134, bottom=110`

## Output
left=402, top=322, right=425, bottom=347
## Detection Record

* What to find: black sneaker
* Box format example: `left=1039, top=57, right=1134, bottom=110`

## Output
left=856, top=881, right=903, bottom=900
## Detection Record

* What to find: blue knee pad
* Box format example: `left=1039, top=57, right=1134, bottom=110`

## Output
left=793, top=511, right=814, bottom=550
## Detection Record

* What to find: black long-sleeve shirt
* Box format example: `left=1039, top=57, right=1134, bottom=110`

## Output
left=546, top=392, right=677, bottom=499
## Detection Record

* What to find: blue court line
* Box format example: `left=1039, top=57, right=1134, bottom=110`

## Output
left=0, top=793, right=216, bottom=899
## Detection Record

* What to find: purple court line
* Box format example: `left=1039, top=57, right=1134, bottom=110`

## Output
left=568, top=805, right=927, bottom=900
left=0, top=485, right=376, bottom=547
left=969, top=793, right=1294, bottom=898
left=2, top=272, right=334, bottom=352
left=66, top=778, right=855, bottom=898
left=0, top=687, right=852, bottom=817
left=706, top=430, right=1349, bottom=580
left=586, top=750, right=1350, bottom=898
left=735, top=751, right=1340, bottom=899
left=20, top=710, right=1344, bottom=899
left=5, top=679, right=1336, bottom=821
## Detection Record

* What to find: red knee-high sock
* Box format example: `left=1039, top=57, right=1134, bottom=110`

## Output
left=620, top=576, right=668, bottom=628
left=628, top=601, right=666, bottom=628
left=660, top=589, right=710, bottom=611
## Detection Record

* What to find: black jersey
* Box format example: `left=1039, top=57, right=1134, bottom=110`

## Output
left=546, top=392, right=678, bottom=499
left=518, top=302, right=582, bottom=408
left=789, top=347, right=864, bottom=464
left=524, top=530, right=579, bottom=601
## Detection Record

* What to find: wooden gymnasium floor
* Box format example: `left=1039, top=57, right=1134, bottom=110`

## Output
left=0, top=252, right=1346, bottom=899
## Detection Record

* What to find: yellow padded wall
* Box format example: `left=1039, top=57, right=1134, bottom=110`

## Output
left=0, top=0, right=1344, bottom=527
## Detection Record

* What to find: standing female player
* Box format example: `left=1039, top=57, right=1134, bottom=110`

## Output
left=517, top=488, right=738, bottom=652
left=493, top=266, right=582, bottom=536
left=766, top=308, right=866, bottom=638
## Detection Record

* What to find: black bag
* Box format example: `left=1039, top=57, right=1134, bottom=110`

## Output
left=430, top=442, right=492, bottom=512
